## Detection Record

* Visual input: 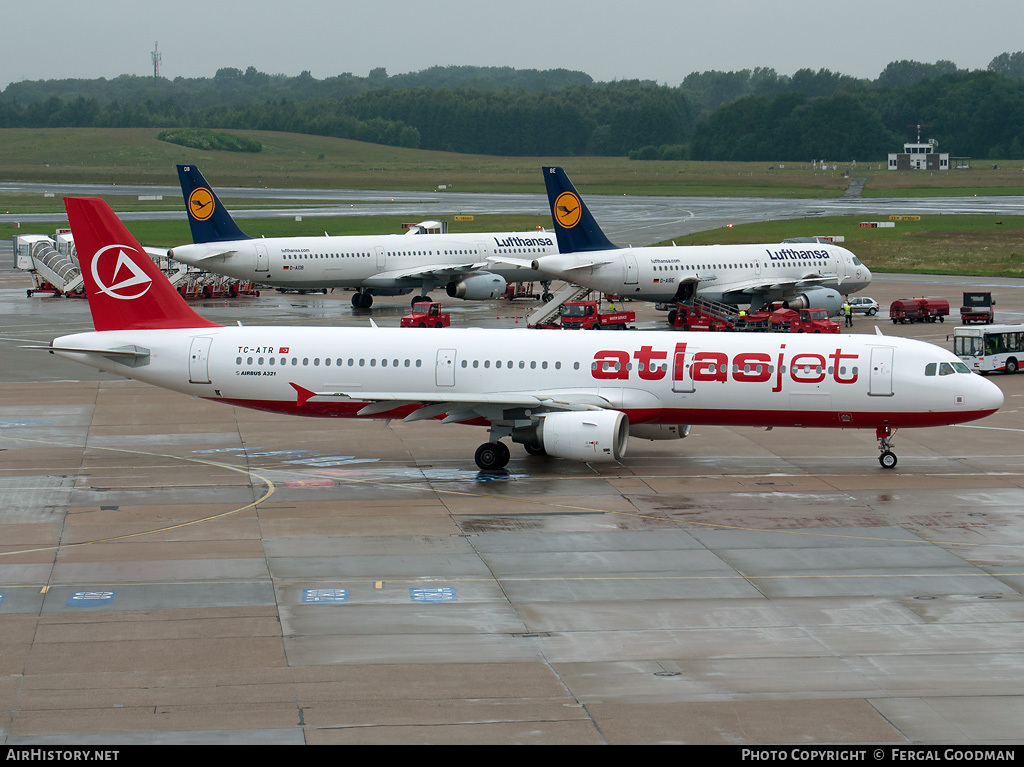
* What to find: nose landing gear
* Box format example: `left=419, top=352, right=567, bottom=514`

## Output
left=877, top=424, right=898, bottom=469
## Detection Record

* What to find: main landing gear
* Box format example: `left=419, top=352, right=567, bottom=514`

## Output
left=475, top=441, right=510, bottom=471
left=877, top=424, right=898, bottom=469
left=351, top=291, right=373, bottom=309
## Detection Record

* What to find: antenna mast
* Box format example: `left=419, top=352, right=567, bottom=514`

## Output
left=151, top=41, right=161, bottom=79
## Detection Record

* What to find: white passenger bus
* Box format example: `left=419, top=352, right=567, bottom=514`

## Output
left=953, top=324, right=1024, bottom=374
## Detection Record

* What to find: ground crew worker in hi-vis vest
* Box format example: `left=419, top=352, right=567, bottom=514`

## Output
left=843, top=300, right=853, bottom=327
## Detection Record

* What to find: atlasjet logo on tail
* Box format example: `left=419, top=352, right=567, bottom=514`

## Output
left=91, top=245, right=153, bottom=300
left=554, top=192, right=582, bottom=229
left=188, top=188, right=215, bottom=221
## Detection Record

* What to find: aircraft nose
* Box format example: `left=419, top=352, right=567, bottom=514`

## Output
left=977, top=375, right=1004, bottom=412
left=859, top=264, right=873, bottom=290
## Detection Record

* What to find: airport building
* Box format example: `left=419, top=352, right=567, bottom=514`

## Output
left=888, top=138, right=950, bottom=170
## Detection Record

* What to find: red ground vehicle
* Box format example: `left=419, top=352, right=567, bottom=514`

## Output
left=670, top=303, right=738, bottom=331
left=540, top=301, right=635, bottom=330
left=960, top=292, right=995, bottom=324
left=668, top=300, right=838, bottom=333
left=502, top=282, right=540, bottom=301
left=770, top=307, right=840, bottom=333
left=889, top=297, right=950, bottom=324
left=400, top=301, right=450, bottom=328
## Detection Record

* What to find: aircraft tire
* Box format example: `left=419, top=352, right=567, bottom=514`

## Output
left=879, top=451, right=898, bottom=469
left=475, top=442, right=510, bottom=471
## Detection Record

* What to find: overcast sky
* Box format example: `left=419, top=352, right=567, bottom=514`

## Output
left=3, top=0, right=1021, bottom=90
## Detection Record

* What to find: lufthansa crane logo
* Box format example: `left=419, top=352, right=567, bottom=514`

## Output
left=91, top=244, right=153, bottom=300
left=554, top=191, right=581, bottom=229
left=188, top=188, right=215, bottom=221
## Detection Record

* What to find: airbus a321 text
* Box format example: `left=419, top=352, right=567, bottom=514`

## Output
left=518, top=166, right=873, bottom=315
left=47, top=198, right=1001, bottom=471
left=168, top=165, right=556, bottom=308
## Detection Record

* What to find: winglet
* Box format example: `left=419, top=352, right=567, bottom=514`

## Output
left=176, top=164, right=252, bottom=244
left=541, top=166, right=618, bottom=253
left=290, top=382, right=317, bottom=406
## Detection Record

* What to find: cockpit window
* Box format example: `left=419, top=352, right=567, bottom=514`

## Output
left=852, top=256, right=863, bottom=266
left=925, top=363, right=937, bottom=376
left=939, top=362, right=956, bottom=376
left=953, top=362, right=971, bottom=374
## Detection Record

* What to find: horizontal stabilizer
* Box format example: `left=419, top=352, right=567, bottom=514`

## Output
left=486, top=255, right=535, bottom=269
left=28, top=344, right=150, bottom=358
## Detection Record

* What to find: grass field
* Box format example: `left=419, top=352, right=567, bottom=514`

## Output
left=4, top=128, right=1023, bottom=278
left=3, top=127, right=1024, bottom=198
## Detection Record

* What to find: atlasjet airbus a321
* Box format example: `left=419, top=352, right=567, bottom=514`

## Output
left=47, top=198, right=1001, bottom=471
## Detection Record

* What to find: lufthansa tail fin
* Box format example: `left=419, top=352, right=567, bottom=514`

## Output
left=176, top=164, right=252, bottom=243
left=542, top=166, right=618, bottom=253
left=64, top=197, right=221, bottom=332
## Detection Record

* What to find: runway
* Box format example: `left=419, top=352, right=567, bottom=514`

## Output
left=3, top=179, right=1024, bottom=249
left=1, top=272, right=1024, bottom=744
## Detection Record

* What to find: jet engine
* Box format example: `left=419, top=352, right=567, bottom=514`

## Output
left=783, top=288, right=842, bottom=315
left=446, top=274, right=507, bottom=300
left=628, top=424, right=691, bottom=440
left=512, top=410, right=628, bottom=462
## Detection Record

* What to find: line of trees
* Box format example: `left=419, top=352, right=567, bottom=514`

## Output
left=3, top=58, right=1024, bottom=160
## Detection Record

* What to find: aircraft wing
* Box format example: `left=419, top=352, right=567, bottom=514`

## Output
left=290, top=383, right=610, bottom=422
left=719, top=272, right=838, bottom=297
left=362, top=262, right=490, bottom=283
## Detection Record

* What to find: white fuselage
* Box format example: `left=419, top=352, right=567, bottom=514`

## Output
left=169, top=231, right=557, bottom=291
left=534, top=242, right=872, bottom=305
left=51, top=326, right=1001, bottom=434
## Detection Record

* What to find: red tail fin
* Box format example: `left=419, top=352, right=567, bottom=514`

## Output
left=65, top=197, right=220, bottom=331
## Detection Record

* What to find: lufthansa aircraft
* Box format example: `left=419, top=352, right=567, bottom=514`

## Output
left=49, top=198, right=1000, bottom=471
left=521, top=167, right=872, bottom=314
left=168, top=165, right=556, bottom=308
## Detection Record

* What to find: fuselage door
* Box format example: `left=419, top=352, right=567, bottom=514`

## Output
left=254, top=242, right=269, bottom=272
left=375, top=246, right=386, bottom=270
left=869, top=346, right=894, bottom=397
left=188, top=336, right=214, bottom=384
left=436, top=348, right=456, bottom=387
left=624, top=252, right=639, bottom=285
left=671, top=345, right=697, bottom=393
